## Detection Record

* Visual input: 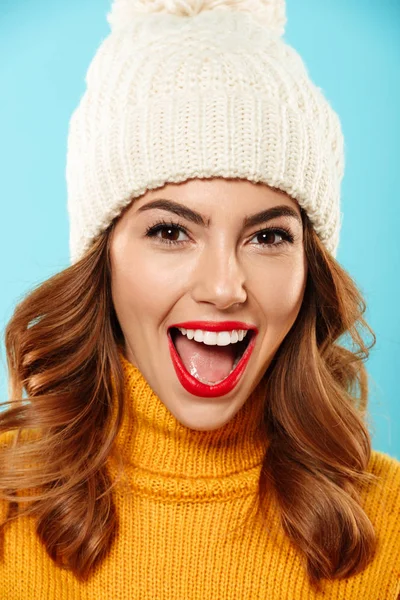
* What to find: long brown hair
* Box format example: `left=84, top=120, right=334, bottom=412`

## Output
left=0, top=208, right=378, bottom=589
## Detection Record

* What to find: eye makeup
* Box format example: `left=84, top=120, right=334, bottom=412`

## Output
left=144, top=218, right=296, bottom=250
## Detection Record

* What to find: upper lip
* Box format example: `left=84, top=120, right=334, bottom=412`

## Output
left=169, top=321, right=258, bottom=332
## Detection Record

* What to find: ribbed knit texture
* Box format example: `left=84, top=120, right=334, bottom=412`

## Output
left=1, top=353, right=400, bottom=599
left=66, top=0, right=345, bottom=264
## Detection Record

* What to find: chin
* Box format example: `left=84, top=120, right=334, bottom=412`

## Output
left=167, top=397, right=241, bottom=432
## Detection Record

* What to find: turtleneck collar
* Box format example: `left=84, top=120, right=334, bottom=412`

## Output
left=108, top=351, right=270, bottom=500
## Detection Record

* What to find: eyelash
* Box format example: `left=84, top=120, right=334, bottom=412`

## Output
left=145, top=219, right=295, bottom=249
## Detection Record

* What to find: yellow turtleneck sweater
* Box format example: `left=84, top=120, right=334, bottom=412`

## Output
left=1, top=353, right=400, bottom=599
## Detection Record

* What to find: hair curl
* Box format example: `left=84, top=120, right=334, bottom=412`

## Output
left=0, top=208, right=378, bottom=590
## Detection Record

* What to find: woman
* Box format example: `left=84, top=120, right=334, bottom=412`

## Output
left=1, top=1, right=399, bottom=598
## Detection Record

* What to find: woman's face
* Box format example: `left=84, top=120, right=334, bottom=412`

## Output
left=110, top=178, right=307, bottom=431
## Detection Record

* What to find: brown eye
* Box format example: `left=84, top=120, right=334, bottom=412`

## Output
left=145, top=222, right=190, bottom=245
left=255, top=231, right=283, bottom=245
left=160, top=226, right=181, bottom=241
left=249, top=227, right=294, bottom=249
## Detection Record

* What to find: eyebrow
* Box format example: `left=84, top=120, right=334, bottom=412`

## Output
left=137, top=199, right=302, bottom=228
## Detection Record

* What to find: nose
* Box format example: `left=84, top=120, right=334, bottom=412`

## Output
left=190, top=244, right=247, bottom=310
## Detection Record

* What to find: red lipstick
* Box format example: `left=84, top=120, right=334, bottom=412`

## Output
left=167, top=321, right=258, bottom=398
left=171, top=321, right=255, bottom=332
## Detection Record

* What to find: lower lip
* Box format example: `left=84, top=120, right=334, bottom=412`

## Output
left=167, top=331, right=257, bottom=398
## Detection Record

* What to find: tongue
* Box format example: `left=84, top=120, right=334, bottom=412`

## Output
left=174, top=332, right=236, bottom=383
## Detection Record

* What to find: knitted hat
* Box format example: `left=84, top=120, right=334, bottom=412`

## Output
left=66, top=0, right=344, bottom=264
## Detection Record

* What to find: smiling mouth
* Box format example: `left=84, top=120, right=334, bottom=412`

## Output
left=169, top=327, right=254, bottom=385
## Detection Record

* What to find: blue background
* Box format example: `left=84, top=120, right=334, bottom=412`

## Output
left=0, top=1, right=399, bottom=458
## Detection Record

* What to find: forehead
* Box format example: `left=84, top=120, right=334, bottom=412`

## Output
left=128, top=177, right=300, bottom=216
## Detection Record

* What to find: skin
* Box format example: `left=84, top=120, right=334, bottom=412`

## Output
left=109, top=177, right=307, bottom=431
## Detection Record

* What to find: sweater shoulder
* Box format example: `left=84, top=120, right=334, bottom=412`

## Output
left=362, top=450, right=400, bottom=593
left=362, top=449, right=400, bottom=557
left=362, top=449, right=400, bottom=511
left=0, top=430, right=17, bottom=525
left=0, top=427, right=42, bottom=446
left=369, top=448, right=400, bottom=473
left=0, top=428, right=42, bottom=525
left=366, top=449, right=400, bottom=495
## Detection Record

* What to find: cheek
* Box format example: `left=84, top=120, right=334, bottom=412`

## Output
left=110, top=246, right=185, bottom=323
left=252, top=257, right=307, bottom=325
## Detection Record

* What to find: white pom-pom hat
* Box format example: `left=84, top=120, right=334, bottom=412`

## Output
left=66, top=0, right=344, bottom=263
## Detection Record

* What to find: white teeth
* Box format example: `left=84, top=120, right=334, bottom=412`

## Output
left=217, top=331, right=231, bottom=346
left=202, top=331, right=218, bottom=345
left=177, top=328, right=249, bottom=345
left=194, top=330, right=204, bottom=343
